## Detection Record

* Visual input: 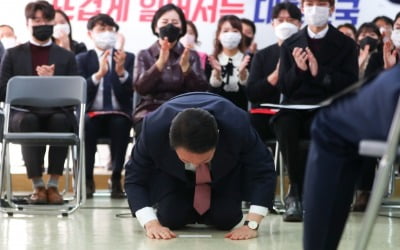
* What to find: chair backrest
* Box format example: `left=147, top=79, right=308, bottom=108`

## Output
left=5, top=76, right=86, bottom=107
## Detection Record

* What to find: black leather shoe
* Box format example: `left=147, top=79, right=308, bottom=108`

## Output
left=283, top=196, right=303, bottom=222
left=108, top=178, right=125, bottom=199
left=86, top=179, right=95, bottom=199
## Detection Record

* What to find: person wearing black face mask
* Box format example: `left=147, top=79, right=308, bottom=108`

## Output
left=133, top=4, right=209, bottom=139
left=0, top=1, right=78, bottom=205
left=356, top=22, right=384, bottom=79
left=350, top=22, right=384, bottom=213
left=241, top=18, right=257, bottom=57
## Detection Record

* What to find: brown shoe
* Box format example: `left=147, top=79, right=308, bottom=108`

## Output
left=47, top=187, right=64, bottom=204
left=352, top=190, right=370, bottom=212
left=28, top=187, right=48, bottom=204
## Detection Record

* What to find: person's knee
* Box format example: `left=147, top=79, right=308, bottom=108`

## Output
left=209, top=207, right=243, bottom=230
left=157, top=214, right=187, bottom=230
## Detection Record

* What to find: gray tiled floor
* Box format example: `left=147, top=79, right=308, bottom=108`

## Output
left=1, top=196, right=399, bottom=250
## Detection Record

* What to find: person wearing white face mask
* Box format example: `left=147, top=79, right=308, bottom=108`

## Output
left=247, top=2, right=301, bottom=146
left=272, top=0, right=358, bottom=222
left=384, top=12, right=400, bottom=69
left=76, top=13, right=135, bottom=199
left=53, top=9, right=86, bottom=54
left=179, top=21, right=208, bottom=69
left=0, top=24, right=18, bottom=63
left=208, top=15, right=250, bottom=111
left=0, top=24, right=18, bottom=49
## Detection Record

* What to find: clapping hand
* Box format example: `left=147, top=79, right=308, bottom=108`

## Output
left=36, top=64, right=55, bottom=76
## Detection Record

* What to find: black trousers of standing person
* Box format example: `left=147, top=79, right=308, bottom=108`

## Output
left=272, top=109, right=317, bottom=195
left=10, top=109, right=75, bottom=178
left=85, top=114, right=132, bottom=181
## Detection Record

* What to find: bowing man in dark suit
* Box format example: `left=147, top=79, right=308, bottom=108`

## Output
left=0, top=1, right=78, bottom=204
left=76, top=14, right=134, bottom=199
left=273, top=0, right=358, bottom=221
left=125, top=92, right=276, bottom=240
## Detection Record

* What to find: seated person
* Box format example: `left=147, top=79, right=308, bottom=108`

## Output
left=76, top=14, right=134, bottom=198
left=246, top=2, right=301, bottom=142
left=0, top=1, right=78, bottom=204
left=273, top=0, right=358, bottom=222
left=133, top=4, right=209, bottom=138
left=125, top=92, right=276, bottom=240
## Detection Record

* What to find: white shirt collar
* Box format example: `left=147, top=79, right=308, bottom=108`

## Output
left=218, top=51, right=244, bottom=65
left=29, top=39, right=52, bottom=47
left=307, top=25, right=329, bottom=39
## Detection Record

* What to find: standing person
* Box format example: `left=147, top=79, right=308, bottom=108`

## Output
left=208, top=15, right=250, bottom=111
left=53, top=9, right=87, bottom=54
left=133, top=4, right=209, bottom=138
left=76, top=14, right=134, bottom=198
left=273, top=0, right=358, bottom=222
left=303, top=58, right=400, bottom=250
left=0, top=1, right=78, bottom=204
left=247, top=2, right=301, bottom=143
left=125, top=92, right=276, bottom=240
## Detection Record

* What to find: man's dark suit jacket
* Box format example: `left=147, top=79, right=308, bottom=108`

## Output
left=125, top=92, right=276, bottom=214
left=0, top=42, right=78, bottom=101
left=75, top=49, right=135, bottom=115
left=278, top=24, right=359, bottom=105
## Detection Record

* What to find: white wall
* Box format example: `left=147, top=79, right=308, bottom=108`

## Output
left=0, top=0, right=400, bottom=55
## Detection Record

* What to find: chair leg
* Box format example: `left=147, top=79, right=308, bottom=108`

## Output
left=355, top=157, right=394, bottom=250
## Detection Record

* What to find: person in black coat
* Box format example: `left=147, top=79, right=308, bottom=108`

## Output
left=273, top=0, right=358, bottom=222
left=246, top=2, right=301, bottom=142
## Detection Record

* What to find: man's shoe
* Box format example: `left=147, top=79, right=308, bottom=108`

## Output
left=86, top=179, right=95, bottom=199
left=28, top=187, right=47, bottom=204
left=352, top=190, right=370, bottom=212
left=283, top=196, right=303, bottom=222
left=47, top=187, right=64, bottom=204
left=108, top=178, right=125, bottom=199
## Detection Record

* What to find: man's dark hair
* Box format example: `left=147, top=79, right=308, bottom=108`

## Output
left=169, top=108, right=218, bottom=153
left=240, top=18, right=256, bottom=34
left=272, top=2, right=302, bottom=21
left=25, top=1, right=55, bottom=21
left=87, top=13, right=119, bottom=31
left=372, top=16, right=394, bottom=28
left=151, top=4, right=187, bottom=38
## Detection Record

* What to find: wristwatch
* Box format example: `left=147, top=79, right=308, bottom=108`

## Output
left=243, top=220, right=259, bottom=230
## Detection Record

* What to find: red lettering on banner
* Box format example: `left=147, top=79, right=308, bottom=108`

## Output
left=106, top=0, right=131, bottom=22
left=52, top=0, right=75, bottom=20
left=139, top=0, right=158, bottom=22
left=192, top=0, right=218, bottom=22
left=138, top=0, right=245, bottom=23
left=219, top=0, right=244, bottom=15
left=77, top=0, right=102, bottom=21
